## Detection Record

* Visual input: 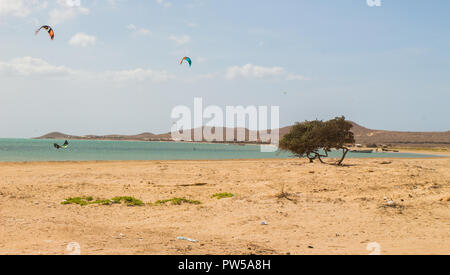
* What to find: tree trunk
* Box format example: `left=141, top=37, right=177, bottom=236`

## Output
left=317, top=153, right=325, bottom=164
left=316, top=150, right=328, bottom=164
left=337, top=147, right=349, bottom=165
left=306, top=153, right=315, bottom=163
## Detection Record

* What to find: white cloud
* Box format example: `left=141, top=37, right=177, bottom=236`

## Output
left=225, top=64, right=311, bottom=81
left=64, top=0, right=81, bottom=7
left=0, top=57, right=308, bottom=85
left=0, top=1, right=88, bottom=23
left=0, top=57, right=175, bottom=83
left=69, top=33, right=97, bottom=47
left=169, top=34, right=192, bottom=46
left=286, top=74, right=311, bottom=81
left=225, top=64, right=285, bottom=80
left=0, top=0, right=47, bottom=17
left=0, top=57, right=74, bottom=76
left=197, top=73, right=219, bottom=80
left=105, top=68, right=175, bottom=83
left=127, top=24, right=151, bottom=36
left=49, top=0, right=89, bottom=25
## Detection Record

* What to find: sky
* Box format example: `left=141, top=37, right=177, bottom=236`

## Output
left=0, top=0, right=449, bottom=138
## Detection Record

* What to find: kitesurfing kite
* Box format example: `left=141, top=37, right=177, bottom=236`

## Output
left=180, top=57, right=192, bottom=67
left=35, top=25, right=55, bottom=40
left=54, top=140, right=69, bottom=150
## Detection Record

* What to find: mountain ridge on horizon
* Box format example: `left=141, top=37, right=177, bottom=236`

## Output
left=35, top=122, right=450, bottom=147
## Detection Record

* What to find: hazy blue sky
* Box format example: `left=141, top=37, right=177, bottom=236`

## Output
left=0, top=0, right=449, bottom=138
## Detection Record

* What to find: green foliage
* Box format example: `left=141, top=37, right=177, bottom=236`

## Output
left=321, top=116, right=355, bottom=150
left=92, top=199, right=117, bottom=206
left=211, top=193, right=235, bottom=199
left=111, top=196, right=145, bottom=206
left=279, top=120, right=324, bottom=158
left=61, top=197, right=94, bottom=206
left=62, top=196, right=144, bottom=206
left=155, top=197, right=202, bottom=205
left=279, top=116, right=355, bottom=165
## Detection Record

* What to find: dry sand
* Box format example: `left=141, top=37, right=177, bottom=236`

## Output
left=0, top=158, right=449, bottom=255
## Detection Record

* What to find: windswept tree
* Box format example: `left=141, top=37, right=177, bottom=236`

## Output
left=279, top=120, right=326, bottom=163
left=279, top=116, right=355, bottom=165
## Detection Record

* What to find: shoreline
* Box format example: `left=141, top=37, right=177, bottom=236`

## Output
left=393, top=148, right=450, bottom=156
left=23, top=138, right=450, bottom=155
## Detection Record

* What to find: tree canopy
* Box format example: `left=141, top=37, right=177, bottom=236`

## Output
left=279, top=116, right=355, bottom=165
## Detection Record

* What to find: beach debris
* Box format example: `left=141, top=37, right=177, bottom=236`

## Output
left=177, top=236, right=198, bottom=243
left=308, top=246, right=314, bottom=249
left=380, top=161, right=392, bottom=165
left=114, top=233, right=126, bottom=239
left=381, top=199, right=403, bottom=210
left=261, top=221, right=268, bottom=226
left=429, top=183, right=441, bottom=189
left=178, top=183, right=208, bottom=187
left=154, top=182, right=212, bottom=187
left=440, top=195, right=450, bottom=202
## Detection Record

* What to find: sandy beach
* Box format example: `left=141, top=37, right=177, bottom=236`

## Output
left=0, top=158, right=449, bottom=255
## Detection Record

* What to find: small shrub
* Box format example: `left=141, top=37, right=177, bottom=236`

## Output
left=92, top=199, right=116, bottom=206
left=62, top=197, right=95, bottom=206
left=155, top=197, right=201, bottom=205
left=211, top=193, right=235, bottom=199
left=111, top=196, right=145, bottom=206
left=62, top=196, right=144, bottom=206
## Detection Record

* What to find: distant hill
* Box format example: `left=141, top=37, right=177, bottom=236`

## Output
left=276, top=122, right=450, bottom=147
left=38, top=132, right=75, bottom=140
left=348, top=122, right=450, bottom=146
left=35, top=121, right=450, bottom=147
left=37, top=132, right=159, bottom=141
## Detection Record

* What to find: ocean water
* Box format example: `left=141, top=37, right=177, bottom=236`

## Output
left=0, top=139, right=441, bottom=162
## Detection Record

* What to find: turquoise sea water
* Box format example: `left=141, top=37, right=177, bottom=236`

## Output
left=0, top=139, right=442, bottom=162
